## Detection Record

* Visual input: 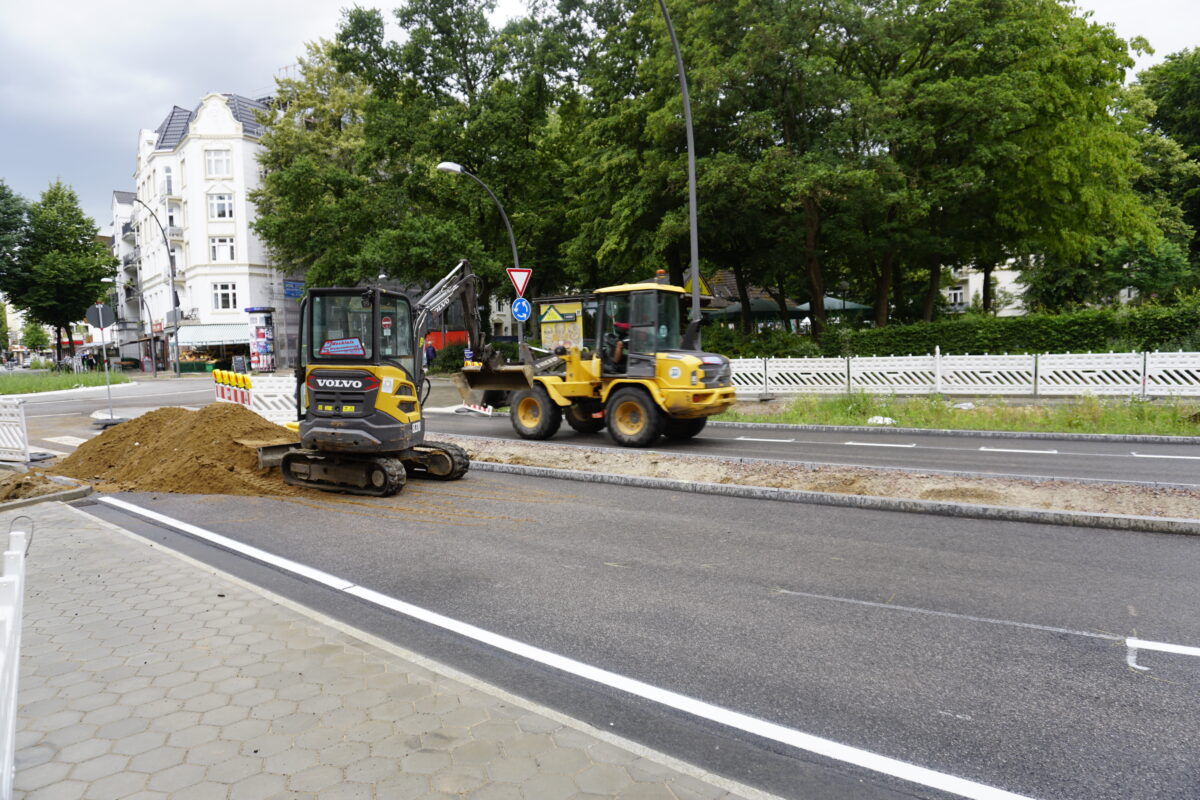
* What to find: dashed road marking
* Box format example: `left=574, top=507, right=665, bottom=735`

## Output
left=979, top=447, right=1059, bottom=455
left=844, top=441, right=917, bottom=448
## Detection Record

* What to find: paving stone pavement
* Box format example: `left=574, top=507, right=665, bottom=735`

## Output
left=4, top=502, right=766, bottom=800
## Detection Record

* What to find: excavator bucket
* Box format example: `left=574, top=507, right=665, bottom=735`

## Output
left=454, top=364, right=534, bottom=403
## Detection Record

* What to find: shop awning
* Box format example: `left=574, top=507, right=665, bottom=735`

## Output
left=176, top=323, right=248, bottom=346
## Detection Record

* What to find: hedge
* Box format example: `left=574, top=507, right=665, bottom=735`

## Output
left=824, top=299, right=1200, bottom=357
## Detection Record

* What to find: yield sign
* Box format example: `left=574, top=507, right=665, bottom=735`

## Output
left=506, top=267, right=532, bottom=297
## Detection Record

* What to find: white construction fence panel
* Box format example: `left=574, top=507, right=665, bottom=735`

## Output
left=1, top=529, right=28, bottom=800
left=939, top=354, right=1036, bottom=396
left=767, top=357, right=849, bottom=394
left=1037, top=352, right=1145, bottom=396
left=729, top=359, right=767, bottom=394
left=250, top=376, right=301, bottom=425
left=1145, top=352, right=1200, bottom=397
left=850, top=355, right=938, bottom=395
left=0, top=401, right=29, bottom=463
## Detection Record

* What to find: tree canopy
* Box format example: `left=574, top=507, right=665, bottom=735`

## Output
left=249, top=0, right=1200, bottom=335
left=0, top=181, right=115, bottom=358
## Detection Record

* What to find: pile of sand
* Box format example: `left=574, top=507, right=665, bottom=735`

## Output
left=55, top=404, right=299, bottom=496
left=0, top=470, right=73, bottom=502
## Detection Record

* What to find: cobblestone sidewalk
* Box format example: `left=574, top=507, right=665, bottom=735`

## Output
left=5, top=502, right=761, bottom=800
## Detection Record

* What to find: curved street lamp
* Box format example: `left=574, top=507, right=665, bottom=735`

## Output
left=656, top=0, right=700, bottom=329
left=131, top=197, right=180, bottom=376
left=437, top=161, right=524, bottom=346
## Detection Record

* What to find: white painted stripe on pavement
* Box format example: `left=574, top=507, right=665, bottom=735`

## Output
left=1130, top=452, right=1200, bottom=460
left=1127, top=637, right=1200, bottom=658
left=98, top=498, right=1036, bottom=800
left=46, top=436, right=88, bottom=447
left=844, top=441, right=917, bottom=448
left=979, top=447, right=1059, bottom=455
left=97, top=497, right=355, bottom=591
left=777, top=588, right=1121, bottom=642
left=734, top=436, right=795, bottom=443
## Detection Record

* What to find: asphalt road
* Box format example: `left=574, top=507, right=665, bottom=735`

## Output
left=81, top=474, right=1200, bottom=800
left=423, top=411, right=1200, bottom=487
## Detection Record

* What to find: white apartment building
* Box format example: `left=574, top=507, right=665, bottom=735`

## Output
left=944, top=265, right=1026, bottom=317
left=110, top=92, right=300, bottom=370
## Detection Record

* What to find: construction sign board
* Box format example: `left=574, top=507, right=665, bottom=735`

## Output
left=538, top=300, right=584, bottom=350
left=682, top=274, right=713, bottom=297
left=507, top=267, right=532, bottom=297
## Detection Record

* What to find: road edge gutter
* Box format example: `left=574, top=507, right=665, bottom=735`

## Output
left=470, top=461, right=1200, bottom=536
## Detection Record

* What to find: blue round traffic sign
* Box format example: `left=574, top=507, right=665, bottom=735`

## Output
left=512, top=297, right=532, bottom=322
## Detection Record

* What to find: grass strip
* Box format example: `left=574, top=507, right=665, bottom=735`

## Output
left=716, top=393, right=1200, bottom=437
left=0, top=372, right=132, bottom=395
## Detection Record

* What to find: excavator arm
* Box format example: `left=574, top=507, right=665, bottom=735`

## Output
left=414, top=259, right=498, bottom=369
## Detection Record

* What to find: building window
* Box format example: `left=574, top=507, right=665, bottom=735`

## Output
left=213, top=283, right=238, bottom=310
left=948, top=286, right=965, bottom=306
left=163, top=167, right=173, bottom=195
left=210, top=237, right=235, bottom=262
left=205, top=149, right=232, bottom=178
left=208, top=193, right=234, bottom=220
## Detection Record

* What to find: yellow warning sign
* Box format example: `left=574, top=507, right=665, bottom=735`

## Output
left=537, top=302, right=583, bottom=349
left=682, top=275, right=713, bottom=297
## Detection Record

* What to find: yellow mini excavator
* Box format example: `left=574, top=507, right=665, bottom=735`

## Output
left=272, top=261, right=490, bottom=496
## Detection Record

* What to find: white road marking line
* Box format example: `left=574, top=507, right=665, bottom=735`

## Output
left=27, top=412, right=81, bottom=418
left=1130, top=452, right=1200, bottom=460
left=776, top=588, right=1120, bottom=642
left=1127, top=637, right=1200, bottom=659
left=779, top=588, right=1200, bottom=668
left=46, top=436, right=88, bottom=447
left=844, top=441, right=917, bottom=448
left=99, top=497, right=1035, bottom=800
left=979, top=447, right=1059, bottom=455
left=98, top=497, right=355, bottom=591
left=734, top=436, right=795, bottom=443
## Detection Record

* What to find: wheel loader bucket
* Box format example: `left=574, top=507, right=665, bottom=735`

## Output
left=454, top=365, right=533, bottom=403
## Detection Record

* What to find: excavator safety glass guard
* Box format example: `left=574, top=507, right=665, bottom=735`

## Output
left=306, top=289, right=416, bottom=377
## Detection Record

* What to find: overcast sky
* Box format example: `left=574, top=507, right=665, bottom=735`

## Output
left=0, top=0, right=1194, bottom=234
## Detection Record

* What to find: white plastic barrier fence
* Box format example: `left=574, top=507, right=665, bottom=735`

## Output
left=0, top=527, right=29, bottom=800
left=212, top=372, right=298, bottom=426
left=0, top=402, right=29, bottom=464
left=249, top=377, right=301, bottom=426
left=731, top=350, right=1200, bottom=397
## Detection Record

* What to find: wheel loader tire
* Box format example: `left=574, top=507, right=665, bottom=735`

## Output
left=605, top=388, right=663, bottom=447
left=664, top=416, right=707, bottom=440
left=564, top=403, right=605, bottom=434
left=510, top=385, right=562, bottom=440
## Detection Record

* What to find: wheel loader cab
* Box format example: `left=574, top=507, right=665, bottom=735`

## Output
left=596, top=285, right=683, bottom=379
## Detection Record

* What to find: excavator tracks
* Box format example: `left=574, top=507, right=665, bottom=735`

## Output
left=280, top=450, right=407, bottom=497
left=400, top=441, right=471, bottom=481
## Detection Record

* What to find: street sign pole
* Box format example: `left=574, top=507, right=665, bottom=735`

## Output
left=99, top=318, right=114, bottom=422
left=86, top=303, right=124, bottom=428
left=507, top=268, right=533, bottom=348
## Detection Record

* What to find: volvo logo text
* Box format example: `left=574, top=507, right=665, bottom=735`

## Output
left=316, top=379, right=363, bottom=389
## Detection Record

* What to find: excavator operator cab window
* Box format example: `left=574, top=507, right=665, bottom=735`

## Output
left=379, top=293, right=415, bottom=378
left=311, top=293, right=372, bottom=360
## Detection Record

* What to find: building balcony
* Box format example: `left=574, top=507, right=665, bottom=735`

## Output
left=120, top=222, right=135, bottom=241
left=161, top=182, right=180, bottom=200
left=167, top=226, right=184, bottom=240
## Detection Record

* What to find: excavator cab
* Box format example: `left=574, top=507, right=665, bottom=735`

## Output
left=278, top=285, right=469, bottom=496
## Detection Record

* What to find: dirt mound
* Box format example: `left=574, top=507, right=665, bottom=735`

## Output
left=55, top=404, right=299, bottom=496
left=0, top=470, right=72, bottom=502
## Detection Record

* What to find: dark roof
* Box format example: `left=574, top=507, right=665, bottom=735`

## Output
left=153, top=94, right=270, bottom=150
left=112, top=190, right=136, bottom=204
left=220, top=94, right=270, bottom=137
left=154, top=105, right=194, bottom=150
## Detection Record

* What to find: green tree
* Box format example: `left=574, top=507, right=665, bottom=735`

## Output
left=0, top=181, right=115, bottom=360
left=21, top=320, right=49, bottom=351
left=1140, top=48, right=1200, bottom=267
left=0, top=180, right=26, bottom=273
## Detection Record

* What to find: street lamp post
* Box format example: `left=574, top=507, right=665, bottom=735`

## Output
left=131, top=197, right=180, bottom=376
left=436, top=161, right=524, bottom=347
left=656, top=0, right=701, bottom=329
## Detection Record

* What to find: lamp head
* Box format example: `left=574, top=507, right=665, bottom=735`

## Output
left=436, top=161, right=464, bottom=175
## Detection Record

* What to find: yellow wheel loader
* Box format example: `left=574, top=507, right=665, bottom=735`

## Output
left=461, top=278, right=737, bottom=447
